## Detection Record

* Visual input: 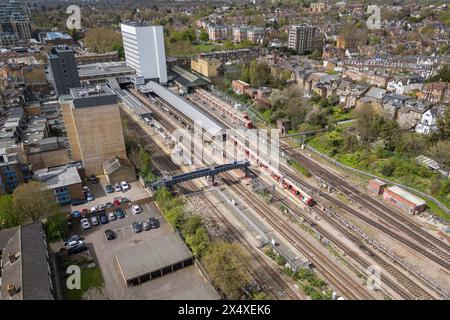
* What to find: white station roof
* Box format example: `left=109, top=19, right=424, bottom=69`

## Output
left=145, top=81, right=224, bottom=136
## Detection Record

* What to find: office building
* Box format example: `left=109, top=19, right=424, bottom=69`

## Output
left=60, top=86, right=128, bottom=176
left=120, top=22, right=167, bottom=83
left=0, top=1, right=32, bottom=46
left=288, top=24, right=316, bottom=54
left=47, top=46, right=81, bottom=97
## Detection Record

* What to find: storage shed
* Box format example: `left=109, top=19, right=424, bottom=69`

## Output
left=383, top=186, right=426, bottom=214
left=368, top=179, right=387, bottom=195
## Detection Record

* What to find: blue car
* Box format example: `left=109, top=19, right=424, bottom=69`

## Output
left=105, top=185, right=114, bottom=193
left=99, top=214, right=109, bottom=224
left=71, top=211, right=81, bottom=218
left=115, top=208, right=125, bottom=219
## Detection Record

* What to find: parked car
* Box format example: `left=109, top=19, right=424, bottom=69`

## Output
left=132, top=222, right=143, bottom=233
left=68, top=243, right=88, bottom=255
left=142, top=221, right=151, bottom=231
left=108, top=212, right=116, bottom=221
left=113, top=198, right=121, bottom=206
left=71, top=211, right=81, bottom=218
left=89, top=206, right=97, bottom=213
left=96, top=204, right=106, bottom=211
left=105, top=202, right=114, bottom=209
left=81, top=208, right=89, bottom=216
left=80, top=218, right=91, bottom=230
left=85, top=193, right=94, bottom=202
left=91, top=216, right=99, bottom=226
left=120, top=181, right=129, bottom=191
left=90, top=175, right=99, bottom=184
left=149, top=217, right=160, bottom=229
left=64, top=235, right=84, bottom=246
left=105, top=229, right=116, bottom=241
left=115, top=208, right=126, bottom=219
left=120, top=197, right=131, bottom=204
left=99, top=214, right=109, bottom=224
left=82, top=186, right=90, bottom=193
left=105, top=185, right=114, bottom=193
left=114, top=183, right=122, bottom=192
left=71, top=198, right=87, bottom=206
left=66, top=239, right=84, bottom=249
left=131, top=205, right=142, bottom=215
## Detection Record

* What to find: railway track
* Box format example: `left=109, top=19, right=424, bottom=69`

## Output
left=258, top=179, right=436, bottom=300
left=121, top=110, right=299, bottom=300
left=220, top=172, right=376, bottom=300
left=285, top=148, right=450, bottom=255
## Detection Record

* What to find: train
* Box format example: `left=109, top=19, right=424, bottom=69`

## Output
left=193, top=88, right=253, bottom=129
left=229, top=135, right=315, bottom=206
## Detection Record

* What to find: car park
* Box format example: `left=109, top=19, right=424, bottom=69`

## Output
left=80, top=218, right=91, bottom=230
left=105, top=184, right=114, bottom=193
left=120, top=181, right=129, bottom=191
left=108, top=212, right=116, bottom=221
left=105, top=229, right=116, bottom=240
left=71, top=210, right=81, bottom=218
left=114, top=183, right=121, bottom=192
left=115, top=208, right=126, bottom=219
left=91, top=216, right=99, bottom=226
left=149, top=217, right=160, bottom=229
left=142, top=221, right=151, bottom=231
left=132, top=222, right=143, bottom=233
left=71, top=198, right=87, bottom=206
left=99, top=214, right=109, bottom=224
left=131, top=205, right=142, bottom=215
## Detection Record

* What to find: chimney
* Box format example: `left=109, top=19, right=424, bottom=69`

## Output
left=7, top=284, right=16, bottom=297
left=8, top=251, right=17, bottom=263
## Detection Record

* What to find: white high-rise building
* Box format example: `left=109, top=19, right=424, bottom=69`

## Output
left=120, top=22, right=168, bottom=83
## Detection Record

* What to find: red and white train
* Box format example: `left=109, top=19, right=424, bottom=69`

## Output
left=194, top=88, right=253, bottom=129
left=229, top=135, right=315, bottom=206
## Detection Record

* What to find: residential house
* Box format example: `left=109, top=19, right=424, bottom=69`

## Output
left=417, top=82, right=449, bottom=104
left=415, top=105, right=446, bottom=135
left=364, top=71, right=390, bottom=88
left=346, top=84, right=370, bottom=109
left=396, top=99, right=431, bottom=130
left=387, top=75, right=423, bottom=95
left=345, top=48, right=360, bottom=58
left=381, top=93, right=411, bottom=119
left=0, top=221, right=55, bottom=300
left=357, top=87, right=387, bottom=110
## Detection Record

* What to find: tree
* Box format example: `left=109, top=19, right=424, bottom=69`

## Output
left=12, top=181, right=60, bottom=222
left=199, top=30, right=209, bottom=42
left=354, top=104, right=377, bottom=145
left=46, top=212, right=69, bottom=241
left=202, top=241, right=249, bottom=299
left=240, top=64, right=251, bottom=83
left=433, top=107, right=450, bottom=141
left=83, top=27, right=123, bottom=53
left=0, top=195, right=21, bottom=228
left=428, top=140, right=450, bottom=169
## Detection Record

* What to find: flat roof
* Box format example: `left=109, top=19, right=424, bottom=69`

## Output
left=78, top=62, right=136, bottom=78
left=44, top=32, right=72, bottom=40
left=34, top=166, right=82, bottom=189
left=145, top=81, right=224, bottom=136
left=386, top=186, right=426, bottom=206
left=115, top=231, right=193, bottom=281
